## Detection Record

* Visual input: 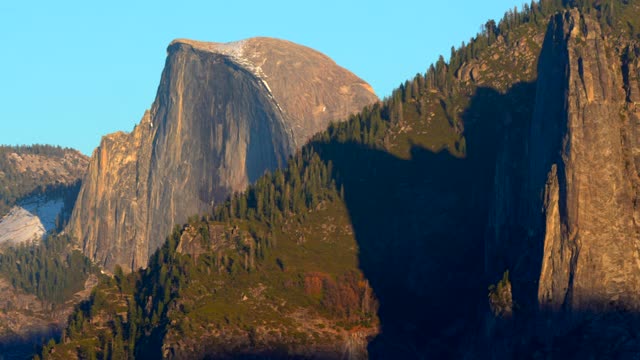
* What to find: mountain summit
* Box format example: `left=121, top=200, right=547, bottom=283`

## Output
left=68, top=37, right=377, bottom=272
left=170, top=37, right=376, bottom=145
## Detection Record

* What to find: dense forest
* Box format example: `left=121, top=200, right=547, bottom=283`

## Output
left=36, top=0, right=640, bottom=358
left=410, top=0, right=639, bottom=102
left=0, top=234, right=96, bottom=304
left=40, top=214, right=378, bottom=359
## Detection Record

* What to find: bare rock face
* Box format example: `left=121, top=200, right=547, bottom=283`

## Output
left=530, top=10, right=640, bottom=312
left=68, top=37, right=377, bottom=272
left=0, top=198, right=63, bottom=246
left=175, top=38, right=376, bottom=146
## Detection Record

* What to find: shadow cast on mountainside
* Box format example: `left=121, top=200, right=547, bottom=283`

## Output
left=315, top=141, right=486, bottom=357
left=0, top=328, right=61, bottom=360
left=313, top=79, right=640, bottom=358
left=313, top=82, right=541, bottom=357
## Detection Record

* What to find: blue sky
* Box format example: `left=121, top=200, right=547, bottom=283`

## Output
left=0, top=0, right=525, bottom=155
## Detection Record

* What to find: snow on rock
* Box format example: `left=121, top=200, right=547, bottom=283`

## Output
left=171, top=39, right=285, bottom=114
left=0, top=196, right=64, bottom=246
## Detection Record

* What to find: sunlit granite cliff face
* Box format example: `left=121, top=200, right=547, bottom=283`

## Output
left=530, top=9, right=640, bottom=311
left=68, top=37, right=377, bottom=272
left=487, top=9, right=640, bottom=314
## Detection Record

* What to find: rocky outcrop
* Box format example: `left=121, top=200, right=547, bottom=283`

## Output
left=1, top=149, right=87, bottom=186
left=0, top=197, right=63, bottom=246
left=175, top=223, right=231, bottom=261
left=68, top=37, right=377, bottom=272
left=529, top=10, right=640, bottom=312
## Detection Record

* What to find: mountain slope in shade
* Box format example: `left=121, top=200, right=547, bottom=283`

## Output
left=67, top=37, right=377, bottom=272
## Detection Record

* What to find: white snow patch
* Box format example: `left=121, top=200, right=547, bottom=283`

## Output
left=0, top=196, right=64, bottom=246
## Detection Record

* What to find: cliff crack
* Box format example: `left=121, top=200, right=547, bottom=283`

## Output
left=622, top=48, right=633, bottom=104
left=578, top=57, right=589, bottom=101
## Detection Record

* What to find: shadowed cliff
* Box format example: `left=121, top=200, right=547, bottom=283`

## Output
left=316, top=141, right=485, bottom=357
left=313, top=10, right=640, bottom=356
left=312, top=80, right=537, bottom=357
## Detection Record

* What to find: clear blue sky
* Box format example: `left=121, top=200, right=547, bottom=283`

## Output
left=0, top=0, right=525, bottom=155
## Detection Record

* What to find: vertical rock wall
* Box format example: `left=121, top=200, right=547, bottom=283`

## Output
left=68, top=38, right=377, bottom=272
left=529, top=10, right=640, bottom=311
